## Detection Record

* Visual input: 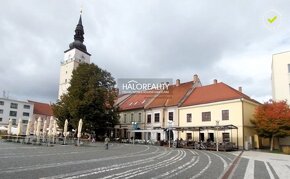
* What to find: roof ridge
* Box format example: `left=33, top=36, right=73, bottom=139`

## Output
left=219, top=82, right=251, bottom=99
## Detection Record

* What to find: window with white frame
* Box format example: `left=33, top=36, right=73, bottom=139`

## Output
left=131, top=113, right=134, bottom=122
left=12, top=119, right=16, bottom=125
left=0, top=101, right=4, bottom=105
left=168, top=112, right=173, bottom=121
left=10, top=103, right=18, bottom=109
left=202, top=112, right=211, bottom=121
left=23, top=112, right=30, bottom=117
left=9, top=111, right=17, bottom=117
left=222, top=110, right=229, bottom=120
left=147, top=114, right=151, bottom=123
left=24, top=105, right=30, bottom=109
left=154, top=113, right=160, bottom=123
left=187, top=113, right=192, bottom=122
left=0, top=109, right=3, bottom=114
left=22, top=120, right=28, bottom=124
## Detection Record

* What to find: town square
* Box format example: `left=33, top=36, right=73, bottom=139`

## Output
left=1, top=1, right=290, bottom=179
left=0, top=141, right=289, bottom=179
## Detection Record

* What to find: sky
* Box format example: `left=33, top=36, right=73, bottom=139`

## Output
left=1, top=0, right=290, bottom=104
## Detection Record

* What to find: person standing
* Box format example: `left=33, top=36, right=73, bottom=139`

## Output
left=105, top=136, right=110, bottom=149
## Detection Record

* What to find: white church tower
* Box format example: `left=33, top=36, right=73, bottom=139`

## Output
left=58, top=14, right=91, bottom=99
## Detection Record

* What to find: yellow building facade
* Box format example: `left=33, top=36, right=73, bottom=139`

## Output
left=178, top=98, right=259, bottom=149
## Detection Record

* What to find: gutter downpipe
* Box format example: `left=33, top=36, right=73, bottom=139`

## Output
left=241, top=98, right=244, bottom=150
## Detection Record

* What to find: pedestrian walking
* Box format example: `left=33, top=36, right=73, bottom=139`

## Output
left=105, top=136, right=110, bottom=149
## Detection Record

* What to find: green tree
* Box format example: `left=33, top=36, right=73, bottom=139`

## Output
left=251, top=100, right=290, bottom=151
left=52, top=63, right=119, bottom=138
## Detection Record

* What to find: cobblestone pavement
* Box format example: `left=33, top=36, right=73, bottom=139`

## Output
left=0, top=141, right=289, bottom=179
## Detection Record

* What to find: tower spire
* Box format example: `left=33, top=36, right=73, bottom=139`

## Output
left=68, top=11, right=88, bottom=53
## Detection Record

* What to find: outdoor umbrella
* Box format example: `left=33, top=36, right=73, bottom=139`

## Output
left=53, top=119, right=57, bottom=136
left=33, top=120, right=37, bottom=136
left=25, top=118, right=31, bottom=143
left=48, top=117, right=53, bottom=137
left=77, top=119, right=83, bottom=146
left=17, top=118, right=22, bottom=136
left=77, top=119, right=83, bottom=138
left=25, top=118, right=31, bottom=136
left=7, top=119, right=12, bottom=135
left=63, top=119, right=68, bottom=136
left=0, top=126, right=8, bottom=131
left=42, top=119, right=47, bottom=141
left=36, top=117, right=42, bottom=137
left=52, top=119, right=57, bottom=143
left=63, top=119, right=68, bottom=144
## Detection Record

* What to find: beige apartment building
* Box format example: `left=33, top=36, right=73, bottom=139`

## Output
left=178, top=80, right=260, bottom=149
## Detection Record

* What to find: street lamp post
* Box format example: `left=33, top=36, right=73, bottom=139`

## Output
left=216, top=120, right=220, bottom=151
left=168, top=120, right=173, bottom=148
left=132, top=122, right=137, bottom=144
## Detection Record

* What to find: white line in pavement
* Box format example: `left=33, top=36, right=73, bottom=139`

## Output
left=244, top=159, right=254, bottom=179
left=0, top=146, right=40, bottom=150
left=0, top=145, right=157, bottom=174
left=104, top=150, right=185, bottom=179
left=210, top=152, right=228, bottom=170
left=155, top=149, right=199, bottom=179
left=271, top=161, right=290, bottom=179
left=190, top=150, right=212, bottom=179
left=214, top=152, right=234, bottom=163
left=0, top=149, right=103, bottom=159
left=41, top=148, right=173, bottom=179
left=265, top=161, right=275, bottom=179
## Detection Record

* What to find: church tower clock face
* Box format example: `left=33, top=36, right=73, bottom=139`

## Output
left=58, top=13, right=91, bottom=99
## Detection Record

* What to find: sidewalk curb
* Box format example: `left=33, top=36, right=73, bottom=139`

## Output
left=221, top=151, right=244, bottom=179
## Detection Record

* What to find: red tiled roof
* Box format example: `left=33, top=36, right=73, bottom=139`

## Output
left=119, top=93, right=156, bottom=111
left=28, top=100, right=53, bottom=116
left=146, top=82, right=193, bottom=109
left=114, top=94, right=132, bottom=106
left=181, top=82, right=259, bottom=107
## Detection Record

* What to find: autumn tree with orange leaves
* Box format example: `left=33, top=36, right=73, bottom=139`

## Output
left=252, top=100, right=290, bottom=151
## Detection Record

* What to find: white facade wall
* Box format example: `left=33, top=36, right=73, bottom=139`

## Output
left=0, top=98, right=34, bottom=126
left=145, top=107, right=178, bottom=141
left=58, top=48, right=90, bottom=99
left=272, top=51, right=290, bottom=103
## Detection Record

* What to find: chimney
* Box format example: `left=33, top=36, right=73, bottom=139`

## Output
left=238, top=86, right=242, bottom=93
left=192, top=74, right=202, bottom=88
left=193, top=74, right=198, bottom=83
left=176, top=79, right=180, bottom=86
left=213, top=79, right=218, bottom=84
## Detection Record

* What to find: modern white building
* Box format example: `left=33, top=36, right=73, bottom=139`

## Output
left=272, top=51, right=290, bottom=103
left=271, top=51, right=290, bottom=147
left=58, top=14, right=91, bottom=99
left=0, top=97, right=34, bottom=127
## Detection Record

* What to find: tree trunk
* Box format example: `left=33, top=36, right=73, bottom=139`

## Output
left=270, top=135, right=274, bottom=151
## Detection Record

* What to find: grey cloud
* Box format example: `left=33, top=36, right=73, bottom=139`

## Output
left=1, top=0, right=290, bottom=103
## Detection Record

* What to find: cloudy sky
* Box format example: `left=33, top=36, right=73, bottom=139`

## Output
left=1, top=0, right=290, bottom=103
